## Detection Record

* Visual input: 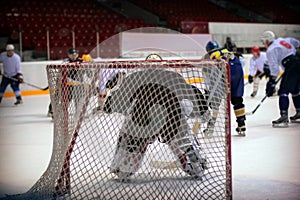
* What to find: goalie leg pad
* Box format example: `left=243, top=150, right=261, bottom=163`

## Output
left=168, top=124, right=208, bottom=178
left=110, top=132, right=149, bottom=180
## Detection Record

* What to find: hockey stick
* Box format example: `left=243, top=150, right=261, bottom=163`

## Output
left=149, top=160, right=178, bottom=169
left=1, top=74, right=49, bottom=91
left=246, top=76, right=282, bottom=116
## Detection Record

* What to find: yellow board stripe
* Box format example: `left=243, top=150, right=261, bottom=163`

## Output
left=3, top=90, right=50, bottom=98
left=185, top=77, right=204, bottom=84
left=185, top=72, right=283, bottom=84
left=3, top=71, right=284, bottom=98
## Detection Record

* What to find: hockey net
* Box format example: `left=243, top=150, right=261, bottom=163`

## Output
left=20, top=59, right=231, bottom=199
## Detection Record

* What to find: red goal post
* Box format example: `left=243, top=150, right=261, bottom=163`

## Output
left=20, top=59, right=232, bottom=200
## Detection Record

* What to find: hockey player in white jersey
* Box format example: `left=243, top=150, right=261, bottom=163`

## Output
left=248, top=46, right=271, bottom=97
left=261, top=31, right=300, bottom=127
left=103, top=70, right=209, bottom=181
left=94, top=68, right=126, bottom=113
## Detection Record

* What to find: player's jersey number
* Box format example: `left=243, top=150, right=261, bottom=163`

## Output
left=279, top=40, right=292, bottom=49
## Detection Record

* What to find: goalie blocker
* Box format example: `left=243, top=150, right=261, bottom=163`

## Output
left=103, top=70, right=210, bottom=180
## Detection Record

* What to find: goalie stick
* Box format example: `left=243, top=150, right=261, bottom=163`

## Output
left=1, top=74, right=49, bottom=91
left=246, top=76, right=282, bottom=116
left=149, top=160, right=178, bottom=169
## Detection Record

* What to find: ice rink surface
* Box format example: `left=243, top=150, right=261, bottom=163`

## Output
left=0, top=79, right=299, bottom=199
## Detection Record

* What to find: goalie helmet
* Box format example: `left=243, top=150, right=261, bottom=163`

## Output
left=206, top=41, right=219, bottom=52
left=261, top=31, right=275, bottom=43
left=145, top=53, right=163, bottom=61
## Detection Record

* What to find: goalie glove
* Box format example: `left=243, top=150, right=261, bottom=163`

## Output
left=16, top=73, right=24, bottom=83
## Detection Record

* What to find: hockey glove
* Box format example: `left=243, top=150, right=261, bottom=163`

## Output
left=265, top=76, right=276, bottom=97
left=248, top=75, right=253, bottom=84
left=16, top=73, right=24, bottom=83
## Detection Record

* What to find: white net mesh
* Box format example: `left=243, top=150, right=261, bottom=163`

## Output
left=12, top=60, right=231, bottom=200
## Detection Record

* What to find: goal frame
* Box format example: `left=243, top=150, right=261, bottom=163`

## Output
left=46, top=59, right=232, bottom=199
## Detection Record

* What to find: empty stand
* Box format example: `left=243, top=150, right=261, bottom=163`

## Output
left=0, top=0, right=148, bottom=59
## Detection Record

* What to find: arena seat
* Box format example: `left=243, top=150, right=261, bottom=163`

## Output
left=233, top=0, right=299, bottom=24
left=0, top=0, right=148, bottom=59
left=129, top=0, right=247, bottom=30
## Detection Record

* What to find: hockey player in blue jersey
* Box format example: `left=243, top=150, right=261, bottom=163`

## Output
left=204, top=41, right=246, bottom=136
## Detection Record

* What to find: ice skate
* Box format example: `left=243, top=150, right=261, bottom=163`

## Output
left=47, top=108, right=53, bottom=116
left=290, top=110, right=300, bottom=123
left=250, top=91, right=257, bottom=98
left=14, top=99, right=23, bottom=105
left=47, top=111, right=53, bottom=119
left=236, top=125, right=246, bottom=136
left=235, top=117, right=246, bottom=136
left=272, top=111, right=289, bottom=128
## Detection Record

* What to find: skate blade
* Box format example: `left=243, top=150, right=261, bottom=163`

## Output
left=272, top=123, right=289, bottom=128
left=290, top=119, right=300, bottom=123
left=237, top=132, right=246, bottom=136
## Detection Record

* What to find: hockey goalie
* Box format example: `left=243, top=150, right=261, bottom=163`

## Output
left=102, top=68, right=210, bottom=181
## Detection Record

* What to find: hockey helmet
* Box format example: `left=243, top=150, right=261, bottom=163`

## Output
left=6, top=44, right=14, bottom=51
left=251, top=46, right=260, bottom=53
left=68, top=48, right=78, bottom=55
left=206, top=41, right=219, bottom=52
left=261, top=31, right=275, bottom=43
